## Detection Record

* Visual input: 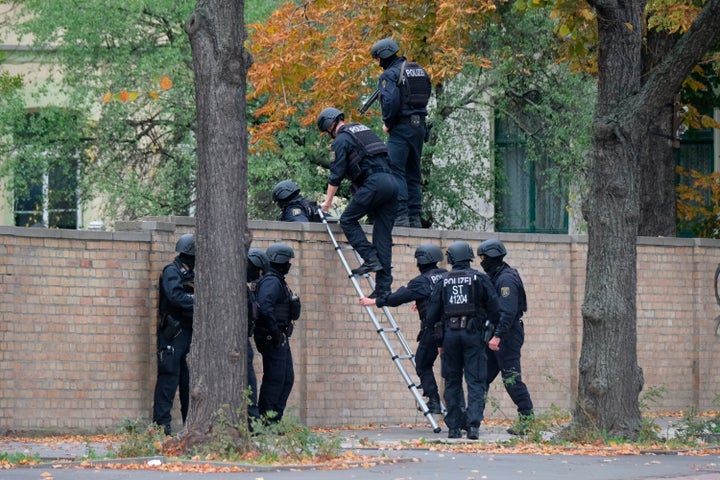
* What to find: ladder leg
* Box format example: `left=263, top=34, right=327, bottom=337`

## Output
left=319, top=210, right=442, bottom=433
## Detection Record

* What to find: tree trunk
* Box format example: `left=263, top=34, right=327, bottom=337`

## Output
left=576, top=0, right=645, bottom=439
left=638, top=30, right=678, bottom=238
left=182, top=0, right=252, bottom=450
left=575, top=0, right=720, bottom=440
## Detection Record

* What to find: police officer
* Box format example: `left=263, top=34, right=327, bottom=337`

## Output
left=359, top=243, right=446, bottom=413
left=152, top=233, right=195, bottom=435
left=272, top=180, right=321, bottom=222
left=253, top=243, right=300, bottom=423
left=246, top=247, right=269, bottom=423
left=371, top=38, right=431, bottom=228
left=477, top=239, right=534, bottom=435
left=426, top=241, right=500, bottom=439
left=317, top=107, right=399, bottom=298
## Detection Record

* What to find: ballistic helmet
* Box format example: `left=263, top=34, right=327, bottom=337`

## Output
left=446, top=241, right=474, bottom=265
left=317, top=107, right=344, bottom=133
left=272, top=180, right=301, bottom=203
left=414, top=243, right=443, bottom=266
left=248, top=247, right=270, bottom=272
left=175, top=233, right=196, bottom=256
left=477, top=239, right=507, bottom=258
left=371, top=38, right=400, bottom=60
left=266, top=243, right=295, bottom=264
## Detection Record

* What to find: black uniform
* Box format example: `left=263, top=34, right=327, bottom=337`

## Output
left=278, top=195, right=322, bottom=223
left=152, top=257, right=194, bottom=435
left=377, top=56, right=431, bottom=227
left=426, top=262, right=500, bottom=435
left=246, top=283, right=260, bottom=422
left=328, top=123, right=398, bottom=294
left=253, top=269, right=297, bottom=422
left=484, top=262, right=533, bottom=416
left=375, top=266, right=446, bottom=401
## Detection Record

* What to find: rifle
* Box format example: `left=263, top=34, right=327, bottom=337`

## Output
left=359, top=88, right=380, bottom=114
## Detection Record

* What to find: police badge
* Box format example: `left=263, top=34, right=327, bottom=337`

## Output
left=500, top=286, right=511, bottom=297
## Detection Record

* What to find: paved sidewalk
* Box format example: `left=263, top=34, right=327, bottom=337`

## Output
left=2, top=417, right=720, bottom=480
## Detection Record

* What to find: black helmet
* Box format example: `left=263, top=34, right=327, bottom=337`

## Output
left=414, top=243, right=443, bottom=266
left=272, top=180, right=300, bottom=203
left=317, top=107, right=344, bottom=132
left=446, top=241, right=474, bottom=265
left=477, top=239, right=507, bottom=258
left=266, top=243, right=295, bottom=264
left=175, top=233, right=195, bottom=256
left=371, top=38, right=400, bottom=59
left=248, top=247, right=269, bottom=272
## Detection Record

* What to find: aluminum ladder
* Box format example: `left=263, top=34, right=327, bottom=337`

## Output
left=319, top=210, right=442, bottom=433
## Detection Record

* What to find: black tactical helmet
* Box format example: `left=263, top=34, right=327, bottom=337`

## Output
left=317, top=107, right=344, bottom=132
left=446, top=241, right=474, bottom=265
left=414, top=243, right=443, bottom=266
left=266, top=243, right=295, bottom=264
left=371, top=38, right=400, bottom=59
left=477, top=239, right=507, bottom=258
left=272, top=180, right=301, bottom=203
left=248, top=247, right=270, bottom=272
left=175, top=233, right=195, bottom=256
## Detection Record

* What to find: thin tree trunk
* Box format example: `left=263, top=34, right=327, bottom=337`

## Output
left=182, top=0, right=252, bottom=450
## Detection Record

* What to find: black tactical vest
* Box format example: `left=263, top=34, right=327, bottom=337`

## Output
left=441, top=269, right=479, bottom=319
left=338, top=123, right=388, bottom=184
left=398, top=61, right=431, bottom=112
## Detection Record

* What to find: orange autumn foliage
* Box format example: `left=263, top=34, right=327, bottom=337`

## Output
left=246, top=0, right=497, bottom=150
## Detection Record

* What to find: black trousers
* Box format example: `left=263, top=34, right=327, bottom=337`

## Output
left=152, top=327, right=192, bottom=433
left=254, top=335, right=294, bottom=422
left=339, top=172, right=398, bottom=292
left=486, top=321, right=533, bottom=415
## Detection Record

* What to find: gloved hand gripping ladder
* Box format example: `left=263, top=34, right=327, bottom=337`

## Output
left=319, top=209, right=442, bottom=433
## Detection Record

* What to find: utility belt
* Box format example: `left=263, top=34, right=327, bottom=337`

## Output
left=255, top=322, right=294, bottom=338
left=397, top=114, right=426, bottom=127
left=447, top=316, right=471, bottom=330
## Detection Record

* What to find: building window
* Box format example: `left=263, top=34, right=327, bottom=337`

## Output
left=11, top=109, right=82, bottom=229
left=494, top=113, right=567, bottom=233
left=14, top=160, right=79, bottom=228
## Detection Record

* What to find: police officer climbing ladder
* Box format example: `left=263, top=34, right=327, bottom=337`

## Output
left=318, top=209, right=442, bottom=433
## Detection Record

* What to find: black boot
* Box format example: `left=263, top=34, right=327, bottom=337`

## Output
left=425, top=395, right=442, bottom=414
left=351, top=257, right=383, bottom=275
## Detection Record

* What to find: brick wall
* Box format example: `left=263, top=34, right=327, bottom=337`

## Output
left=1, top=217, right=719, bottom=434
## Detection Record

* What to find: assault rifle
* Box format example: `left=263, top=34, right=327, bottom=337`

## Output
left=359, top=88, right=380, bottom=114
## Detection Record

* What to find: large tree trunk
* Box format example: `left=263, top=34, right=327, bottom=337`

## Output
left=182, top=0, right=252, bottom=450
left=575, top=0, right=720, bottom=440
left=576, top=0, right=645, bottom=440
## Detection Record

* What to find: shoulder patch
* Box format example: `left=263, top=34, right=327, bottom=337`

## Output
left=291, top=208, right=303, bottom=217
left=500, top=286, right=511, bottom=298
left=329, top=151, right=336, bottom=162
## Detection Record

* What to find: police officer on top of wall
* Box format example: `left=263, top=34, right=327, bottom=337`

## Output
left=246, top=247, right=269, bottom=424
left=360, top=243, right=447, bottom=414
left=253, top=243, right=301, bottom=423
left=317, top=107, right=399, bottom=298
left=426, top=241, right=500, bottom=440
left=271, top=180, right=322, bottom=223
left=477, top=239, right=534, bottom=435
left=371, top=38, right=431, bottom=228
left=153, top=233, right=195, bottom=436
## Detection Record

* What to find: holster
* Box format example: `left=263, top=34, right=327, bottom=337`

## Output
left=483, top=320, right=495, bottom=344
left=160, top=313, right=181, bottom=340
